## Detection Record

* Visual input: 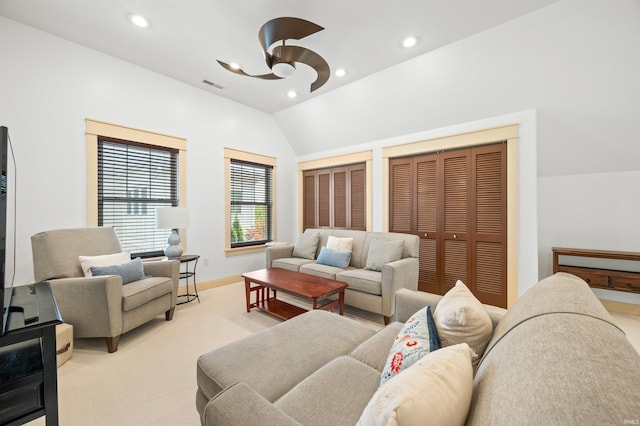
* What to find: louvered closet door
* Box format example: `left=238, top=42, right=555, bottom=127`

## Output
left=303, top=163, right=367, bottom=231
left=303, top=171, right=317, bottom=230
left=349, top=166, right=366, bottom=230
left=389, top=158, right=414, bottom=235
left=415, top=155, right=439, bottom=294
left=471, top=144, right=507, bottom=307
left=333, top=167, right=348, bottom=228
left=441, top=151, right=471, bottom=293
left=318, top=170, right=331, bottom=227
left=388, top=142, right=507, bottom=307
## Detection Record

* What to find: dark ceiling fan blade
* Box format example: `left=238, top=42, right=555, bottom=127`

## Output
left=272, top=45, right=330, bottom=92
left=216, top=60, right=281, bottom=80
left=218, top=17, right=329, bottom=93
left=258, top=17, right=324, bottom=53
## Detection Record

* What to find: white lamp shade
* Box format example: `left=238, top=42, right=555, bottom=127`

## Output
left=156, top=207, right=190, bottom=230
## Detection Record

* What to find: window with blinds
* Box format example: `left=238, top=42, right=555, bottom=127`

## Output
left=230, top=159, right=273, bottom=248
left=98, top=136, right=178, bottom=257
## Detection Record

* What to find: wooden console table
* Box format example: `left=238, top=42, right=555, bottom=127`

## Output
left=552, top=247, right=640, bottom=293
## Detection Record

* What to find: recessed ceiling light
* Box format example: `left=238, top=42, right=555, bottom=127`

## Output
left=335, top=68, right=346, bottom=77
left=403, top=36, right=417, bottom=48
left=128, top=13, right=149, bottom=29
left=287, top=90, right=297, bottom=99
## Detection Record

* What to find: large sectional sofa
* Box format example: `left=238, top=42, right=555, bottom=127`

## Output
left=196, top=272, right=640, bottom=425
left=266, top=228, right=419, bottom=324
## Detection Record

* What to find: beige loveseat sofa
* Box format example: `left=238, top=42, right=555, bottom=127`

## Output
left=31, top=227, right=179, bottom=352
left=196, top=273, right=640, bottom=425
left=266, top=228, right=419, bottom=324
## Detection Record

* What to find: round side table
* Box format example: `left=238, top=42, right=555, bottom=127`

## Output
left=175, top=254, right=200, bottom=304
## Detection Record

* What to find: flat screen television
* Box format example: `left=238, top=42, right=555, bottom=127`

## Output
left=1, top=125, right=17, bottom=335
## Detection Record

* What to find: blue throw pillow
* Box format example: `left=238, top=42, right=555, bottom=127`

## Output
left=316, top=246, right=352, bottom=268
left=90, top=257, right=145, bottom=284
left=380, top=305, right=441, bottom=385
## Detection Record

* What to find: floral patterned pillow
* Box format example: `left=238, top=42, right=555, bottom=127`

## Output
left=380, top=305, right=441, bottom=385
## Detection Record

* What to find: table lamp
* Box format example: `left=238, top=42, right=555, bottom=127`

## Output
left=155, top=207, right=190, bottom=258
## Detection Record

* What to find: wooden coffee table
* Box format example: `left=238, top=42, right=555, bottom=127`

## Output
left=242, top=268, right=348, bottom=320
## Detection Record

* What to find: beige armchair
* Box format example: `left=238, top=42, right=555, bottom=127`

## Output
left=31, top=227, right=179, bottom=353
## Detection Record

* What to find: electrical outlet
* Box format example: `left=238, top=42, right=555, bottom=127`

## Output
left=203, top=257, right=209, bottom=267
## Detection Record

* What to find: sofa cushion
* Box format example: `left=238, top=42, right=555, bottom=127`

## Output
left=433, top=280, right=492, bottom=358
left=326, top=235, right=354, bottom=252
left=358, top=343, right=475, bottom=426
left=196, top=310, right=376, bottom=404
left=350, top=322, right=403, bottom=372
left=79, top=251, right=130, bottom=277
left=90, top=257, right=145, bottom=284
left=316, top=246, right=352, bottom=268
left=276, top=356, right=381, bottom=426
left=272, top=258, right=315, bottom=272
left=299, top=262, right=349, bottom=280
left=380, top=305, right=441, bottom=385
left=337, top=269, right=382, bottom=295
left=364, top=239, right=404, bottom=271
left=292, top=231, right=320, bottom=260
left=121, top=276, right=174, bottom=311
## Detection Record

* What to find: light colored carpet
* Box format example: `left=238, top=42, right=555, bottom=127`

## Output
left=26, top=282, right=640, bottom=426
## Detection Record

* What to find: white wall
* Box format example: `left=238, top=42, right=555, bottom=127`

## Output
left=276, top=0, right=640, bottom=302
left=0, top=17, right=298, bottom=286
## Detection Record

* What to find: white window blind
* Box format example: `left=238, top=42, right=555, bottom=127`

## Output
left=230, top=159, right=273, bottom=248
left=98, top=137, right=178, bottom=257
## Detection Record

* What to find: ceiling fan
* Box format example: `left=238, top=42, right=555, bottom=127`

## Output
left=217, top=17, right=330, bottom=92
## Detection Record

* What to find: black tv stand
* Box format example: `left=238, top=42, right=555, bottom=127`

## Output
left=0, top=282, right=62, bottom=426
left=8, top=305, right=39, bottom=325
left=9, top=290, right=40, bottom=324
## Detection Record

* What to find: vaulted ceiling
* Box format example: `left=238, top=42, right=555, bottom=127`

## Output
left=0, top=0, right=559, bottom=114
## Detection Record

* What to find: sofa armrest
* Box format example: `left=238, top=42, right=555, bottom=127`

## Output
left=203, top=383, right=300, bottom=426
left=49, top=276, right=123, bottom=337
left=380, top=257, right=419, bottom=317
left=143, top=259, right=180, bottom=306
left=393, top=288, right=443, bottom=323
left=265, top=245, right=294, bottom=268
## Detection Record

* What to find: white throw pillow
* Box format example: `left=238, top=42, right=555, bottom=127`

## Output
left=433, top=280, right=493, bottom=358
left=326, top=235, right=354, bottom=252
left=79, top=252, right=131, bottom=277
left=358, top=343, right=475, bottom=426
